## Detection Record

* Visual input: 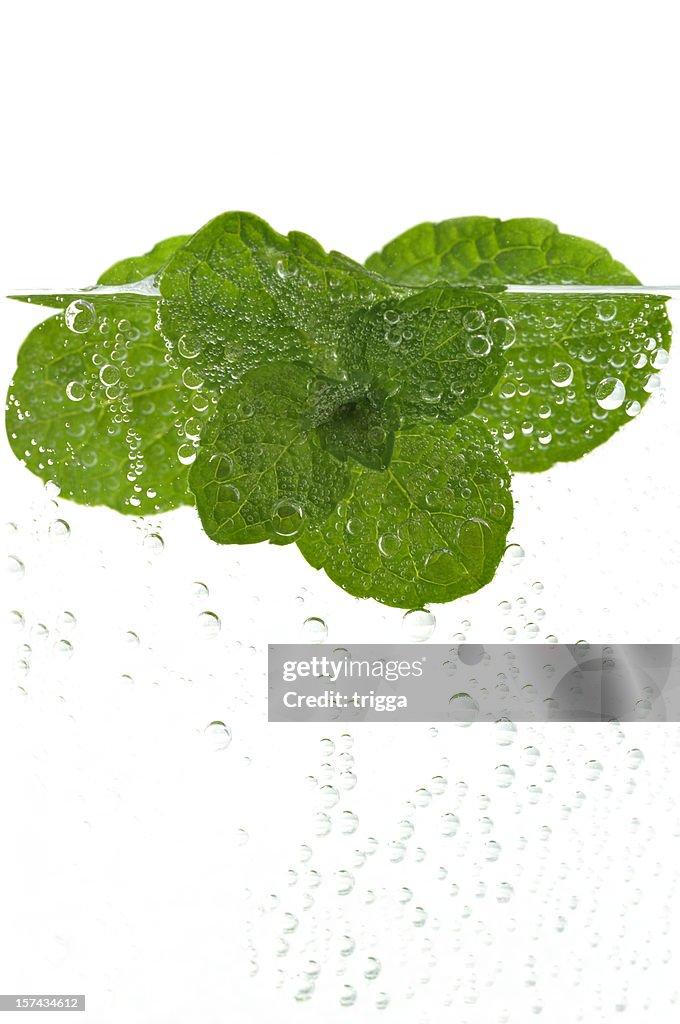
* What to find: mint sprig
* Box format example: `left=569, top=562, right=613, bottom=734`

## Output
left=6, top=213, right=671, bottom=608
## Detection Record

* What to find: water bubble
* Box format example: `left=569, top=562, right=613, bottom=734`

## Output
left=364, top=956, right=381, bottom=981
left=448, top=692, right=479, bottom=724
left=313, top=812, right=332, bottom=837
left=595, top=299, right=617, bottom=321
left=463, top=309, right=486, bottom=332
left=178, top=335, right=202, bottom=359
left=143, top=533, right=164, bottom=555
left=336, top=869, right=355, bottom=895
left=198, top=611, right=221, bottom=637
left=595, top=377, right=626, bottom=410
left=65, top=380, right=86, bottom=402
left=49, top=519, right=70, bottom=541
left=204, top=721, right=232, bottom=750
left=421, top=381, right=442, bottom=403
left=320, top=784, right=339, bottom=809
left=272, top=499, right=304, bottom=538
left=584, top=759, right=603, bottom=781
left=177, top=443, right=197, bottom=466
left=441, top=812, right=460, bottom=837
left=57, top=606, right=75, bottom=630
left=402, top=608, right=435, bottom=641
left=485, top=839, right=502, bottom=862
left=523, top=745, right=540, bottom=766
left=550, top=363, right=574, bottom=387
left=339, top=985, right=357, bottom=1008
left=495, top=718, right=517, bottom=745
left=378, top=532, right=401, bottom=557
left=497, top=881, right=514, bottom=903
left=651, top=348, right=669, bottom=370
left=9, top=610, right=24, bottom=628
left=191, top=581, right=209, bottom=603
left=495, top=764, right=515, bottom=788
left=65, top=299, right=96, bottom=334
left=492, top=317, right=517, bottom=349
left=625, top=399, right=641, bottom=417
left=505, top=543, right=525, bottom=566
left=625, top=748, right=644, bottom=770
left=99, top=364, right=121, bottom=386
left=466, top=334, right=491, bottom=358
left=302, top=617, right=328, bottom=642
left=340, top=810, right=359, bottom=834
left=7, top=555, right=25, bottom=579
left=54, top=639, right=73, bottom=658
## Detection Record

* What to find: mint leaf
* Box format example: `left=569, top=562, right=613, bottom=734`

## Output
left=309, top=378, right=397, bottom=470
left=5, top=236, right=213, bottom=514
left=297, top=418, right=513, bottom=608
left=189, top=363, right=352, bottom=546
left=97, top=235, right=191, bottom=285
left=352, top=285, right=509, bottom=425
left=158, top=211, right=399, bottom=387
left=366, top=218, right=672, bottom=470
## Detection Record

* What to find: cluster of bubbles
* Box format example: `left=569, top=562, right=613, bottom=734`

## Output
left=481, top=296, right=670, bottom=457
left=6, top=297, right=213, bottom=513
left=241, top=715, right=673, bottom=1016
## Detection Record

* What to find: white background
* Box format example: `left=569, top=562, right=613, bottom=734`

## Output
left=1, top=2, right=679, bottom=1022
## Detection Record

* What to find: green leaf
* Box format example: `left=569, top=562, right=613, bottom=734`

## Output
left=97, top=235, right=191, bottom=285
left=351, top=285, right=509, bottom=425
left=158, top=211, right=399, bottom=388
left=189, top=363, right=352, bottom=546
left=5, top=236, right=213, bottom=514
left=366, top=218, right=672, bottom=470
left=297, top=417, right=513, bottom=608
left=308, top=378, right=398, bottom=470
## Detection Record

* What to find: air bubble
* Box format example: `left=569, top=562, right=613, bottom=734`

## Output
left=49, top=519, right=70, bottom=541
left=66, top=381, right=86, bottom=402
left=491, top=317, right=517, bottom=349
left=272, top=499, right=304, bottom=538
left=595, top=299, right=617, bottom=321
left=204, top=721, right=232, bottom=750
left=402, top=608, right=435, bottom=641
left=99, top=364, right=121, bottom=386
left=505, top=543, right=525, bottom=566
left=65, top=299, right=96, bottom=334
left=378, top=533, right=401, bottom=557
left=177, top=443, right=196, bottom=466
left=143, top=533, right=164, bottom=555
left=303, top=617, right=328, bottom=642
left=466, top=334, right=491, bottom=357
left=595, top=377, right=626, bottom=410
left=495, top=764, right=515, bottom=788
left=7, top=556, right=25, bottom=578
left=550, top=363, right=574, bottom=387
left=463, top=309, right=486, bottom=331
left=584, top=759, right=603, bottom=781
left=198, top=611, right=221, bottom=637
